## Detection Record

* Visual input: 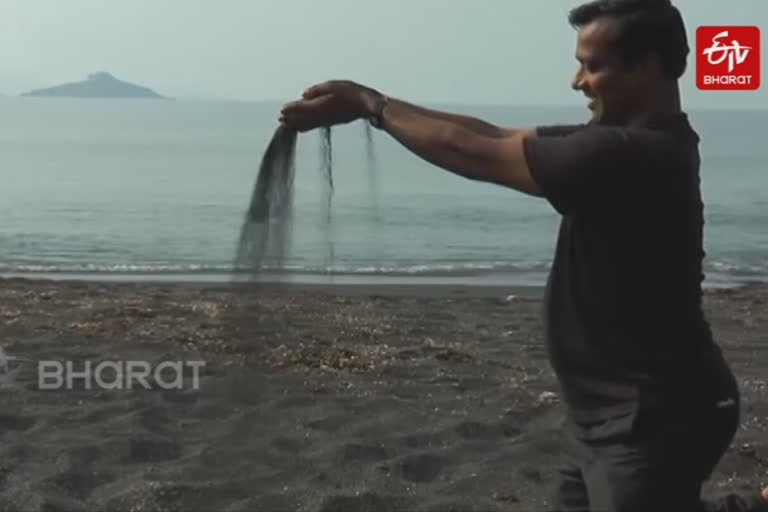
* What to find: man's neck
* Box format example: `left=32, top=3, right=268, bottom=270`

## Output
left=627, top=82, right=682, bottom=127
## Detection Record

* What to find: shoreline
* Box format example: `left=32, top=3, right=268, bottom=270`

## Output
left=0, top=274, right=543, bottom=298
left=1, top=271, right=760, bottom=295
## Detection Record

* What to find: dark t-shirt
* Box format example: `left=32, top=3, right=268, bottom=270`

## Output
left=523, top=114, right=738, bottom=424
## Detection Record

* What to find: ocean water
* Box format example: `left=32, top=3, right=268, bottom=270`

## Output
left=1, top=97, right=766, bottom=286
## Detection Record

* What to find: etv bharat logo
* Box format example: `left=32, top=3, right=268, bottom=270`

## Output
left=697, top=26, right=761, bottom=90
left=704, top=31, right=752, bottom=72
left=0, top=345, right=206, bottom=391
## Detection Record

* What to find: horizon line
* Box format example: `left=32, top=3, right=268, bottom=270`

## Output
left=1, top=93, right=766, bottom=112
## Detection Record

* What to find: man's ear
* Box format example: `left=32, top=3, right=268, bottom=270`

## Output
left=621, top=54, right=656, bottom=88
left=639, top=52, right=664, bottom=79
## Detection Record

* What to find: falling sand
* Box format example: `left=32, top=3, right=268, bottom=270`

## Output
left=233, top=122, right=378, bottom=280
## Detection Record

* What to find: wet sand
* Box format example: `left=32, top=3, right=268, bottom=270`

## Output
left=0, top=277, right=766, bottom=511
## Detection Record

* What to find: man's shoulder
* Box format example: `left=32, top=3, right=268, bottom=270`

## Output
left=536, top=115, right=698, bottom=145
left=532, top=121, right=685, bottom=158
left=555, top=118, right=699, bottom=165
left=524, top=114, right=700, bottom=217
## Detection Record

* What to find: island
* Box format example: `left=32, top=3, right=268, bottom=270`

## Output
left=21, top=72, right=165, bottom=99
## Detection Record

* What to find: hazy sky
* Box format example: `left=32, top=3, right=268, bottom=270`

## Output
left=1, top=0, right=765, bottom=108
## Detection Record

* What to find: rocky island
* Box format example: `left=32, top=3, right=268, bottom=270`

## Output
left=21, top=72, right=165, bottom=99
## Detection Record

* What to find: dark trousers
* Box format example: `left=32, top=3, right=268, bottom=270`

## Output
left=548, top=393, right=768, bottom=512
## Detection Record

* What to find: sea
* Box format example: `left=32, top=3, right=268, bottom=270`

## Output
left=1, top=97, right=766, bottom=287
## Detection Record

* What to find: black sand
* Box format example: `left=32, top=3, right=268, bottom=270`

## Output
left=0, top=278, right=765, bottom=511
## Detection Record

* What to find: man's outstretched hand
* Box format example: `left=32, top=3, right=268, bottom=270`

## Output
left=279, top=80, right=382, bottom=132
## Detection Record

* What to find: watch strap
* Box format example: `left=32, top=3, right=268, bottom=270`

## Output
left=368, top=95, right=389, bottom=129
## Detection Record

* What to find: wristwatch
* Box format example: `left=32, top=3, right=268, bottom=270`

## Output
left=368, top=94, right=389, bottom=129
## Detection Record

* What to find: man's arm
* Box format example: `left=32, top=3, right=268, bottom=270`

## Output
left=375, top=98, right=541, bottom=195
left=372, top=97, right=672, bottom=216
left=281, top=81, right=670, bottom=216
left=280, top=81, right=667, bottom=216
left=281, top=81, right=538, bottom=195
left=386, top=98, right=519, bottom=138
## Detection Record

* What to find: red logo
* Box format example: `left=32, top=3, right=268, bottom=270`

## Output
left=696, top=26, right=760, bottom=90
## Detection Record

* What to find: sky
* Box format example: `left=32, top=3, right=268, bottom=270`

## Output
left=0, top=0, right=765, bottom=108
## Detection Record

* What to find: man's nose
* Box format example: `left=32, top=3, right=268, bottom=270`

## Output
left=571, top=72, right=584, bottom=91
left=571, top=73, right=584, bottom=91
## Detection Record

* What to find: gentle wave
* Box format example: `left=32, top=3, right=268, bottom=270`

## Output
left=709, top=261, right=768, bottom=276
left=0, top=260, right=766, bottom=279
left=0, top=261, right=550, bottom=277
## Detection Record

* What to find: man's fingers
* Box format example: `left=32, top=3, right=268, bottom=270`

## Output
left=303, top=80, right=345, bottom=99
left=280, top=101, right=307, bottom=124
left=279, top=94, right=336, bottom=131
left=281, top=95, right=333, bottom=118
left=302, top=84, right=327, bottom=99
left=282, top=95, right=326, bottom=112
left=280, top=98, right=308, bottom=113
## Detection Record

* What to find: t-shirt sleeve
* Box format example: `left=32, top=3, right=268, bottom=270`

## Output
left=535, top=124, right=588, bottom=137
left=523, top=125, right=675, bottom=216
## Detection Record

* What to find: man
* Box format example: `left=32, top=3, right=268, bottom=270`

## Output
left=280, top=0, right=768, bottom=510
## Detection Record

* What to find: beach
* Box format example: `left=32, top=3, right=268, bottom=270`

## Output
left=0, top=277, right=766, bottom=511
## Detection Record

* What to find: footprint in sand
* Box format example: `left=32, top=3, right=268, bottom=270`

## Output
left=454, top=421, right=506, bottom=441
left=124, top=438, right=183, bottom=464
left=307, top=415, right=349, bottom=432
left=400, top=432, right=449, bottom=450
left=160, top=389, right=199, bottom=405
left=271, top=436, right=308, bottom=454
left=339, top=443, right=389, bottom=463
left=398, top=453, right=449, bottom=483
left=42, top=444, right=118, bottom=501
left=317, top=492, right=403, bottom=512
left=0, top=413, right=36, bottom=431
left=48, top=466, right=117, bottom=502
left=227, top=494, right=297, bottom=512
left=274, top=394, right=317, bottom=409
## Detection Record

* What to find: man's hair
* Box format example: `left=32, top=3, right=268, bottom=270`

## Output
left=568, top=0, right=689, bottom=79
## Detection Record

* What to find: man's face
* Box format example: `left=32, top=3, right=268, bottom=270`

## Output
left=571, top=17, right=649, bottom=124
